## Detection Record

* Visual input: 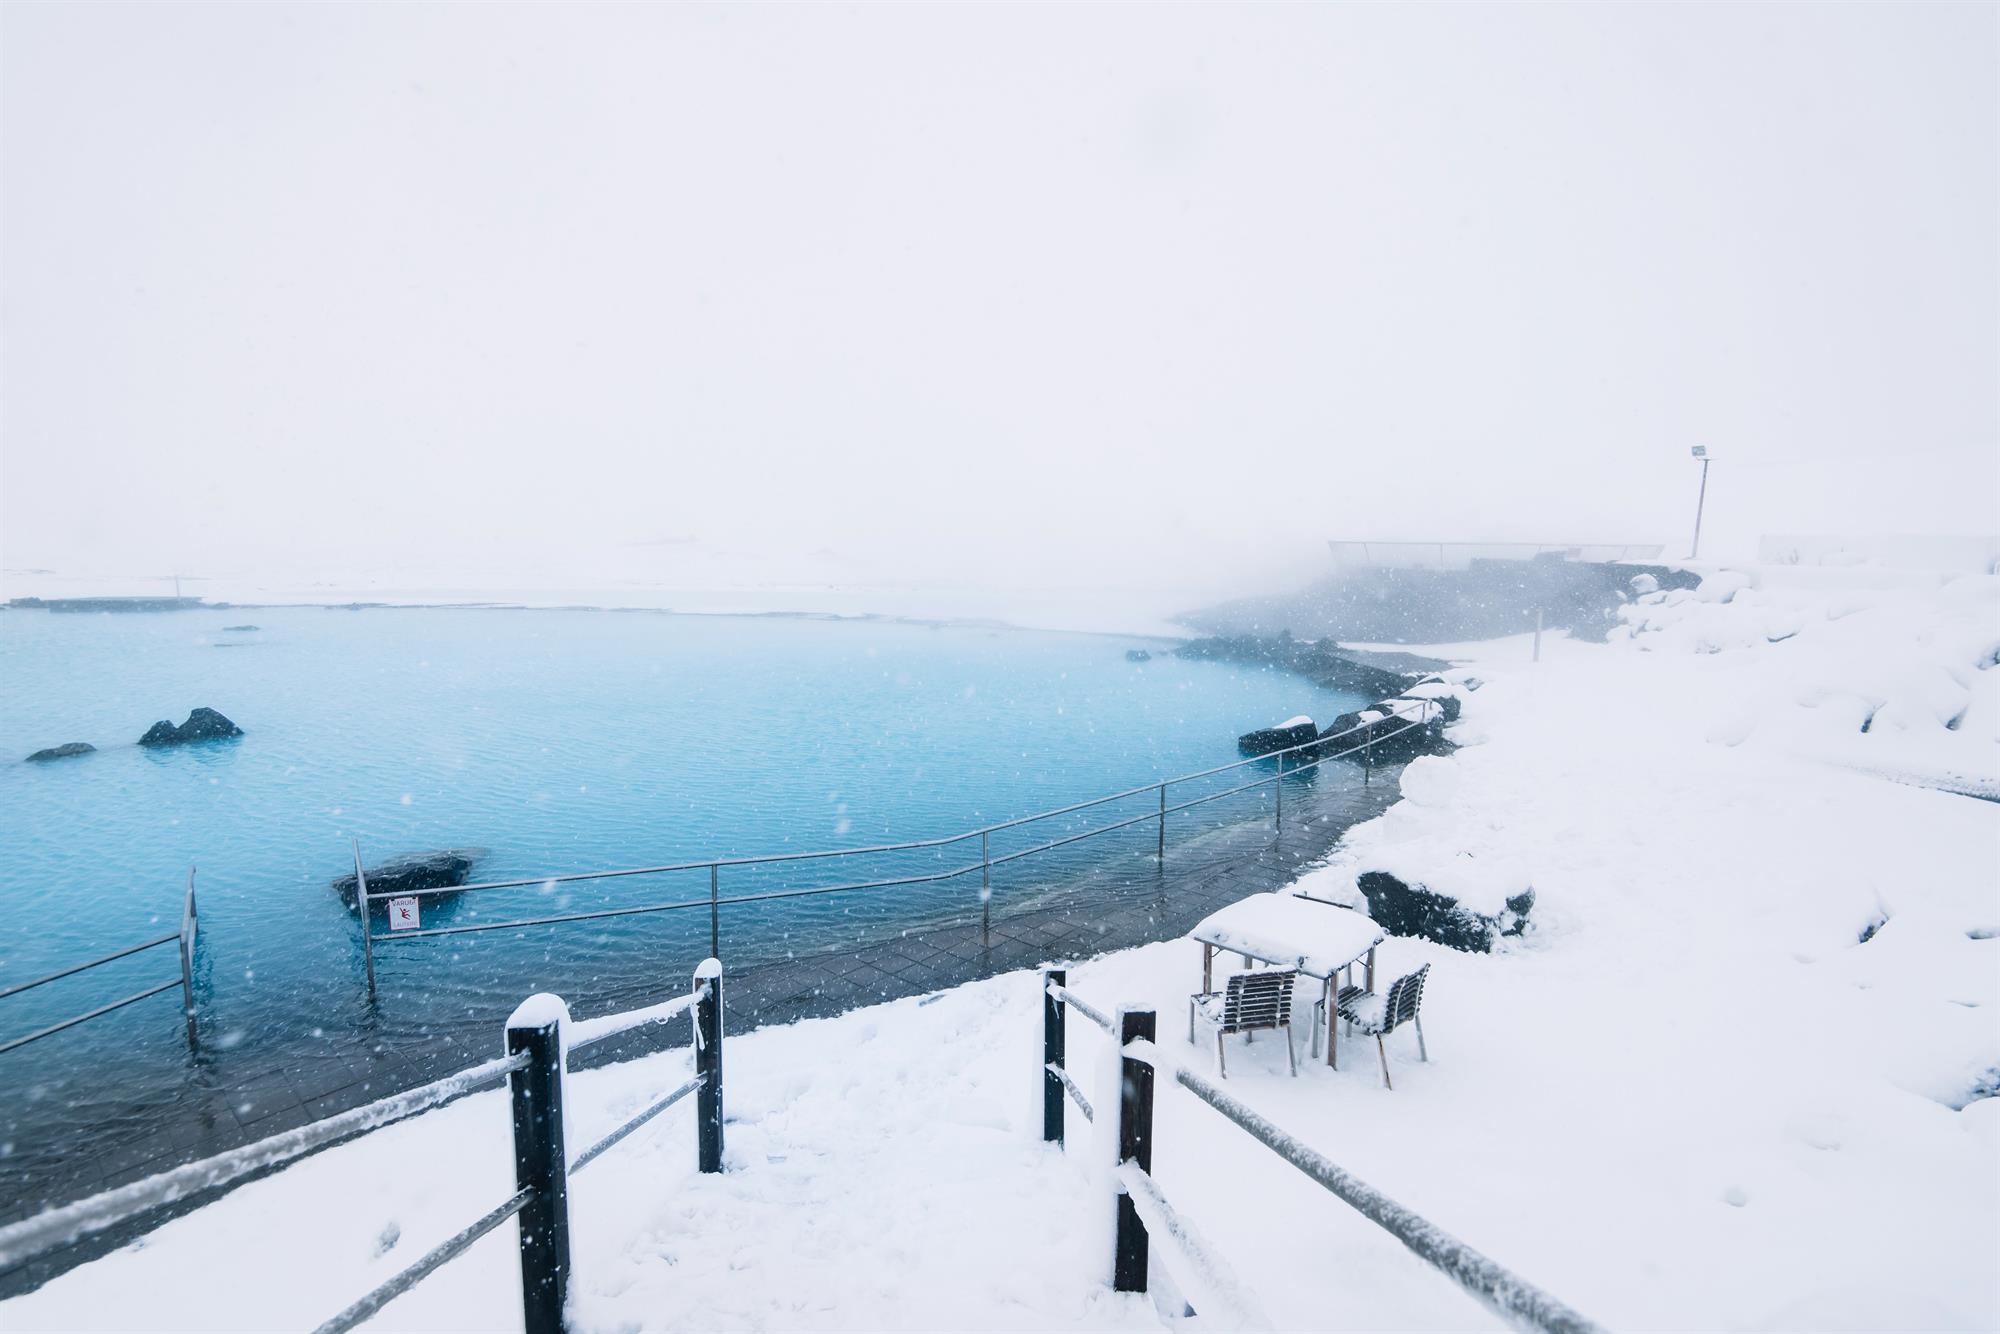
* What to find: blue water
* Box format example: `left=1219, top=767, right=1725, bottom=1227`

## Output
left=0, top=607, right=1359, bottom=1066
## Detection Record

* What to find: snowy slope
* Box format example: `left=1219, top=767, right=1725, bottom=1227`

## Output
left=4, top=563, right=1995, bottom=1332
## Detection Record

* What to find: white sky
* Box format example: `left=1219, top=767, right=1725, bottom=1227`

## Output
left=2, top=2, right=1994, bottom=607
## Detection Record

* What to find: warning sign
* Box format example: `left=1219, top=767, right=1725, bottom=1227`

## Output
left=388, top=896, right=421, bottom=930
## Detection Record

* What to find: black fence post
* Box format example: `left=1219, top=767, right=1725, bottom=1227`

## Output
left=1042, top=969, right=1066, bottom=1145
left=1113, top=1006, right=1156, bottom=1293
left=507, top=998, right=571, bottom=1334
left=696, top=958, right=724, bottom=1174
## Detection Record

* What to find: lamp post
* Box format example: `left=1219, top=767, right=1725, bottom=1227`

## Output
left=1689, top=446, right=1711, bottom=560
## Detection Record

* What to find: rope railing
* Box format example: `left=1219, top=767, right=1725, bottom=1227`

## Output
left=310, top=1189, right=531, bottom=1334
left=1042, top=973, right=1608, bottom=1334
left=570, top=1073, right=705, bottom=1175
left=0, top=1050, right=525, bottom=1270
left=3, top=964, right=731, bottom=1334
left=1114, top=1160, right=1272, bottom=1331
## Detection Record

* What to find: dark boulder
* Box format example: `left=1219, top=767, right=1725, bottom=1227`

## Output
left=1319, top=706, right=1449, bottom=763
left=1125, top=649, right=1152, bottom=663
left=138, top=708, right=244, bottom=747
left=1237, top=717, right=1318, bottom=757
left=1356, top=871, right=1534, bottom=953
left=1406, top=679, right=1463, bottom=723
left=332, top=848, right=487, bottom=912
left=25, top=742, right=95, bottom=763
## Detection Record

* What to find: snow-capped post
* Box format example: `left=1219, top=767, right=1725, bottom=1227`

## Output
left=353, top=839, right=376, bottom=1002
left=505, top=994, right=571, bottom=1334
left=1042, top=968, right=1066, bottom=1145
left=179, top=867, right=198, bottom=1052
left=1113, top=1006, right=1156, bottom=1293
left=695, top=957, right=724, bottom=1174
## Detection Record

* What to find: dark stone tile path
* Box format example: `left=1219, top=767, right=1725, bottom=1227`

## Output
left=0, top=761, right=1404, bottom=1296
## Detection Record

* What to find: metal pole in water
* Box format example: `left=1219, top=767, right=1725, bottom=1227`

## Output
left=1156, top=783, right=1166, bottom=861
left=353, top=840, right=376, bottom=1003
left=180, top=867, right=198, bottom=1052
left=709, top=864, right=720, bottom=960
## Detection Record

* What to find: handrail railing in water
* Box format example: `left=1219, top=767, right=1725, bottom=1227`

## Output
left=1041, top=972, right=1607, bottom=1334
left=0, top=870, right=199, bottom=1057
left=355, top=698, right=1441, bottom=994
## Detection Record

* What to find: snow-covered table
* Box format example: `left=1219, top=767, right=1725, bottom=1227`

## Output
left=1188, top=894, right=1385, bottom=1068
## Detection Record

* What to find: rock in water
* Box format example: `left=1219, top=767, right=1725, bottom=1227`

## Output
left=1125, top=649, right=1152, bottom=662
left=1237, top=717, right=1318, bottom=757
left=222, top=625, right=260, bottom=632
left=332, top=848, right=488, bottom=912
left=25, top=742, right=96, bottom=763
left=138, top=708, right=244, bottom=747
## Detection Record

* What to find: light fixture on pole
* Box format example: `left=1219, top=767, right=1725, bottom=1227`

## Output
left=1689, top=446, right=1711, bottom=560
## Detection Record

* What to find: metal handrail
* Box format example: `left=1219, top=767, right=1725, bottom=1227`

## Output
left=357, top=719, right=1431, bottom=947
left=0, top=870, right=200, bottom=1057
left=364, top=699, right=1438, bottom=904
left=0, top=933, right=180, bottom=1004
left=355, top=709, right=1435, bottom=962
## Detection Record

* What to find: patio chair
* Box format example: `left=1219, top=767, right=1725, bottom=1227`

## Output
left=1333, top=963, right=1429, bottom=1090
left=1189, top=967, right=1300, bottom=1078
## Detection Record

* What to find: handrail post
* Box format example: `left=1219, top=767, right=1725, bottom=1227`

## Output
left=1274, top=751, right=1283, bottom=829
left=506, top=996, right=571, bottom=1334
left=980, top=831, right=991, bottom=951
left=695, top=958, right=724, bottom=1174
left=1042, top=969, right=1066, bottom=1145
left=1364, top=735, right=1373, bottom=786
left=1156, top=783, right=1166, bottom=861
left=1113, top=1006, right=1156, bottom=1293
left=352, top=840, right=376, bottom=1003
left=179, top=868, right=198, bottom=1052
left=708, top=864, right=720, bottom=960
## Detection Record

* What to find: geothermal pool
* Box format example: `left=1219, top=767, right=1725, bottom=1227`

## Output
left=0, top=606, right=1365, bottom=1072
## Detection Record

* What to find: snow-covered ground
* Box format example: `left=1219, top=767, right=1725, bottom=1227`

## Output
left=5, top=561, right=1996, bottom=1332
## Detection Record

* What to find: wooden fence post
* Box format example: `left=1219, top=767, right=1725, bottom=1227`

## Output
left=1042, top=969, right=1066, bottom=1145
left=1113, top=1006, right=1156, bottom=1293
left=696, top=958, right=724, bottom=1174
left=506, top=997, right=571, bottom=1334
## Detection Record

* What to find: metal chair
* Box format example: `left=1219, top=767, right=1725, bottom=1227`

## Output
left=1333, top=963, right=1429, bottom=1090
left=1188, top=967, right=1300, bottom=1077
